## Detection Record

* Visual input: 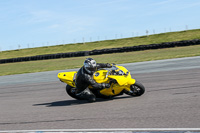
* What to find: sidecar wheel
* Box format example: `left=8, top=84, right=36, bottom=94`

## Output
left=130, top=81, right=145, bottom=96
left=66, top=85, right=84, bottom=100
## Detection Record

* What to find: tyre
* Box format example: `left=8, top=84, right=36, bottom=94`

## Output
left=130, top=81, right=145, bottom=96
left=66, top=85, right=84, bottom=100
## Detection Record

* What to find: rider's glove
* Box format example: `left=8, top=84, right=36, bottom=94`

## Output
left=109, top=79, right=116, bottom=84
left=102, top=83, right=111, bottom=88
left=105, top=83, right=111, bottom=88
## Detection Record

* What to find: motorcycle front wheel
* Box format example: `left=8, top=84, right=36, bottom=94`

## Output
left=130, top=81, right=145, bottom=96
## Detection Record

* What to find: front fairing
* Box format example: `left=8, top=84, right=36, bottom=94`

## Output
left=99, top=65, right=136, bottom=96
left=108, top=65, right=134, bottom=86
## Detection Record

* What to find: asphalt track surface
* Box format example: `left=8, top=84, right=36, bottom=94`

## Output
left=0, top=56, right=200, bottom=131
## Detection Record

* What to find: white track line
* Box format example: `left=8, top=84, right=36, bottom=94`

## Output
left=1, top=128, right=200, bottom=133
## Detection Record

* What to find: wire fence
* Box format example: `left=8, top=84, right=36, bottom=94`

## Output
left=0, top=25, right=197, bottom=52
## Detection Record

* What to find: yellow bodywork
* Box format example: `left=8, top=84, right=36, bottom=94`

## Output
left=57, top=71, right=77, bottom=87
left=57, top=65, right=136, bottom=96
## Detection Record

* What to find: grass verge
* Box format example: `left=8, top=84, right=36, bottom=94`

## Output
left=0, top=45, right=200, bottom=76
left=1, top=29, right=200, bottom=59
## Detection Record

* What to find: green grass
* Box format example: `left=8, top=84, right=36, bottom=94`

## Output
left=1, top=29, right=200, bottom=59
left=0, top=45, right=200, bottom=76
left=1, top=29, right=200, bottom=76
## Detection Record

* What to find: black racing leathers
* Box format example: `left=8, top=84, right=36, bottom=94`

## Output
left=75, top=63, right=111, bottom=94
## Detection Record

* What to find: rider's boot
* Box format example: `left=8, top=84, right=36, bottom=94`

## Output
left=76, top=89, right=96, bottom=102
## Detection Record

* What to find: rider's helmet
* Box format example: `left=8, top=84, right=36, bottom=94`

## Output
left=83, top=58, right=97, bottom=74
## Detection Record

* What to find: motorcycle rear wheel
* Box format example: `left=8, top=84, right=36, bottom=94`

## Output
left=66, top=85, right=84, bottom=100
left=130, top=81, right=145, bottom=96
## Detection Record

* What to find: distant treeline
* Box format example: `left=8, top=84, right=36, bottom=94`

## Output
left=1, top=39, right=200, bottom=64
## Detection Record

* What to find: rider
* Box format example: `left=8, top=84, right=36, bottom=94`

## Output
left=75, top=58, right=112, bottom=102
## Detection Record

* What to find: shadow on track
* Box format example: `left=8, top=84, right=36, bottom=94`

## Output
left=33, top=96, right=132, bottom=107
left=33, top=99, right=89, bottom=107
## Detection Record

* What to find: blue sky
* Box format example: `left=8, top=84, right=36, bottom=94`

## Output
left=0, top=0, right=200, bottom=51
